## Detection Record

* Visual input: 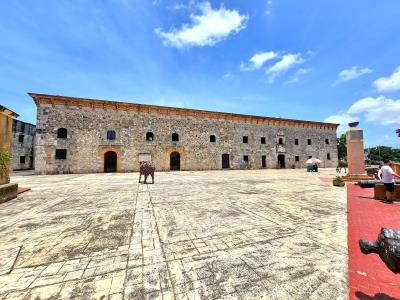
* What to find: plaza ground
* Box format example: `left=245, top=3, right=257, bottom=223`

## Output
left=0, top=169, right=347, bottom=299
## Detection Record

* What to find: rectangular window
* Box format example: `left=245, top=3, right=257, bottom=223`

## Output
left=243, top=136, right=248, bottom=143
left=325, top=138, right=330, bottom=144
left=295, top=156, right=299, bottom=162
left=308, top=155, right=312, bottom=159
left=262, top=155, right=266, bottom=168
left=243, top=155, right=248, bottom=162
left=18, top=135, right=24, bottom=143
left=261, top=137, right=266, bottom=144
left=55, top=149, right=67, bottom=160
left=107, top=131, right=116, bottom=140
left=327, top=153, right=331, bottom=160
left=20, top=156, right=26, bottom=164
left=21, top=123, right=25, bottom=132
left=307, top=139, right=311, bottom=145
left=294, top=138, right=299, bottom=145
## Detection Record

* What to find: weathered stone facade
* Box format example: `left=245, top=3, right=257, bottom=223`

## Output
left=11, top=119, right=35, bottom=170
left=30, top=93, right=339, bottom=174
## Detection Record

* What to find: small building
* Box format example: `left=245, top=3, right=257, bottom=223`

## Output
left=12, top=119, right=36, bottom=170
left=30, top=93, right=339, bottom=174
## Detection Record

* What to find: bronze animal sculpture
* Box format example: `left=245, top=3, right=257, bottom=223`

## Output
left=138, top=161, right=155, bottom=184
left=359, top=227, right=400, bottom=273
left=336, top=161, right=348, bottom=173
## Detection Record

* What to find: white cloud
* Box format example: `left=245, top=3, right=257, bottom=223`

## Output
left=169, top=3, right=186, bottom=10
left=373, top=66, right=400, bottom=92
left=348, top=96, right=400, bottom=126
left=335, top=66, right=372, bottom=84
left=265, top=53, right=305, bottom=83
left=266, top=0, right=273, bottom=15
left=325, top=95, right=400, bottom=135
left=284, top=68, right=311, bottom=84
left=155, top=2, right=248, bottom=48
left=240, top=51, right=278, bottom=71
left=222, top=73, right=233, bottom=79
left=324, top=113, right=359, bottom=134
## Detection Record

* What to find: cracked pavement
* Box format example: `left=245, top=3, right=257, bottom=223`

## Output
left=0, top=169, right=347, bottom=299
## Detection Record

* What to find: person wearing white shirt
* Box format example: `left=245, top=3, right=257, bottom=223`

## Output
left=378, top=159, right=400, bottom=203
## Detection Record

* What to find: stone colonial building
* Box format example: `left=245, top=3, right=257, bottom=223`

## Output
left=30, top=93, right=339, bottom=174
left=12, top=119, right=36, bottom=170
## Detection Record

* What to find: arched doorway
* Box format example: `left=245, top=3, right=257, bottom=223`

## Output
left=170, top=152, right=180, bottom=170
left=104, top=151, right=117, bottom=172
left=277, top=154, right=285, bottom=168
left=222, top=154, right=230, bottom=169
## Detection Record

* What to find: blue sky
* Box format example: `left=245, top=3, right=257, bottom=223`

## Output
left=1, top=0, right=399, bottom=147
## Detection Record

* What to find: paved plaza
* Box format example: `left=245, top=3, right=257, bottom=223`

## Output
left=0, top=169, right=347, bottom=299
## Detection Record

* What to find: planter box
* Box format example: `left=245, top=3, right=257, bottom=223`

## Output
left=374, top=183, right=400, bottom=201
left=0, top=172, right=9, bottom=185
left=0, top=183, right=18, bottom=204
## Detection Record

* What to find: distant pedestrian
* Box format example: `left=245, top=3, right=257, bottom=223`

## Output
left=378, top=159, right=400, bottom=203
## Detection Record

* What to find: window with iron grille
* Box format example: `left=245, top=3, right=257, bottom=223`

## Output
left=107, top=130, right=116, bottom=140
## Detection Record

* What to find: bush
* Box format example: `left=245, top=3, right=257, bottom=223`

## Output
left=333, top=176, right=345, bottom=187
left=0, top=148, right=12, bottom=175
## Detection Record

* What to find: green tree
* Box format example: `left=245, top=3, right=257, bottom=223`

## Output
left=337, top=134, right=347, bottom=161
left=366, top=146, right=400, bottom=164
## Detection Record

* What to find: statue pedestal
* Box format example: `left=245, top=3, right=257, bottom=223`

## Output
left=342, top=124, right=373, bottom=182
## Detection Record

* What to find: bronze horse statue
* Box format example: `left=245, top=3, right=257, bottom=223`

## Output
left=336, top=160, right=348, bottom=173
left=138, top=161, right=155, bottom=184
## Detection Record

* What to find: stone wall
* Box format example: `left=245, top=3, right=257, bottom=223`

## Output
left=32, top=95, right=338, bottom=174
left=11, top=119, right=36, bottom=170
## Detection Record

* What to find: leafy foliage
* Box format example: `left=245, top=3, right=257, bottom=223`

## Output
left=365, top=146, right=400, bottom=164
left=333, top=176, right=345, bottom=187
left=0, top=148, right=13, bottom=174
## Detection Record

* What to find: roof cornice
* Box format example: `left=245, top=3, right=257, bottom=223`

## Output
left=0, top=104, right=19, bottom=118
left=28, top=93, right=339, bottom=130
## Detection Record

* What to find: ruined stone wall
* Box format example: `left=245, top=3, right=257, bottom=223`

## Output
left=34, top=102, right=338, bottom=174
left=11, top=120, right=36, bottom=170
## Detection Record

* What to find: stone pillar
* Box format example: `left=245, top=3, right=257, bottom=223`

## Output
left=343, top=122, right=371, bottom=181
